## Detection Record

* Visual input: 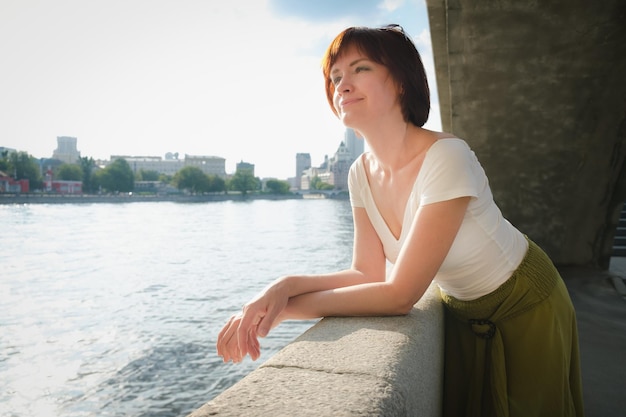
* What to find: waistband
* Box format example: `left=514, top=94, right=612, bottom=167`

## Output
left=441, top=237, right=560, bottom=320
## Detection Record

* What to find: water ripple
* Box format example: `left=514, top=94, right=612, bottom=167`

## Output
left=0, top=200, right=352, bottom=417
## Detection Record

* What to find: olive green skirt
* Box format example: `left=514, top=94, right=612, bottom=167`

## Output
left=441, top=239, right=584, bottom=417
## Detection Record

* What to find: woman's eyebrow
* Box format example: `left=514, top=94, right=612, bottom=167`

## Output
left=331, top=58, right=369, bottom=75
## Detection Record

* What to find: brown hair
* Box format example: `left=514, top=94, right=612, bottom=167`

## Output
left=321, top=24, right=430, bottom=127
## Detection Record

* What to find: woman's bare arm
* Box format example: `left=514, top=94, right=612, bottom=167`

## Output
left=280, top=197, right=470, bottom=319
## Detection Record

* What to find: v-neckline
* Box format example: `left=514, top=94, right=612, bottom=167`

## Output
left=357, top=138, right=454, bottom=242
left=358, top=154, right=423, bottom=243
left=355, top=138, right=460, bottom=248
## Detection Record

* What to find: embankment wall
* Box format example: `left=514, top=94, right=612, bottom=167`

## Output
left=188, top=283, right=444, bottom=417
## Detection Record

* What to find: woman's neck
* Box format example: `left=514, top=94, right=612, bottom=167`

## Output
left=362, top=123, right=432, bottom=173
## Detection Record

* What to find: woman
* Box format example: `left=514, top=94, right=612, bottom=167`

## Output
left=217, top=25, right=584, bottom=416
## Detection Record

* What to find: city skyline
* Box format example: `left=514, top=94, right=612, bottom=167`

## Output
left=0, top=0, right=441, bottom=179
left=3, top=128, right=359, bottom=181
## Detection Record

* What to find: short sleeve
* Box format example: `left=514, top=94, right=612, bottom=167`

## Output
left=348, top=157, right=366, bottom=208
left=420, top=139, right=481, bottom=206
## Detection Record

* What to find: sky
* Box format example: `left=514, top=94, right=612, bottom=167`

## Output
left=0, top=0, right=441, bottom=179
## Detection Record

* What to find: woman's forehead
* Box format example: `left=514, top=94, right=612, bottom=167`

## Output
left=331, top=45, right=368, bottom=69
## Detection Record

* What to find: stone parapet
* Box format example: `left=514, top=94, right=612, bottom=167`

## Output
left=188, top=283, right=443, bottom=417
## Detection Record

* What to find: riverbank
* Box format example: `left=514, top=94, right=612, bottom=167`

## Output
left=0, top=192, right=349, bottom=205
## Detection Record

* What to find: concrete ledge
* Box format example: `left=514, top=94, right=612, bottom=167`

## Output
left=189, top=283, right=444, bottom=417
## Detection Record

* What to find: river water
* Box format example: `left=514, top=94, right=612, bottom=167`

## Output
left=0, top=199, right=354, bottom=417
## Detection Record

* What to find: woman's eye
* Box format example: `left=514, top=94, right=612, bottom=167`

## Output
left=332, top=76, right=342, bottom=85
left=355, top=66, right=369, bottom=73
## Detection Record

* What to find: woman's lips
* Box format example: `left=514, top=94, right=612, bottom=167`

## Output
left=340, top=98, right=361, bottom=108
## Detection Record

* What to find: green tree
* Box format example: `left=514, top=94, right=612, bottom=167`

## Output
left=174, top=166, right=211, bottom=193
left=0, top=150, right=9, bottom=172
left=265, top=179, right=290, bottom=194
left=228, top=170, right=260, bottom=195
left=310, top=176, right=334, bottom=191
left=160, top=173, right=174, bottom=186
left=57, top=164, right=83, bottom=181
left=97, top=158, right=134, bottom=192
left=79, top=156, right=96, bottom=193
left=137, top=169, right=160, bottom=181
left=7, top=151, right=43, bottom=190
left=92, top=169, right=104, bottom=192
left=207, top=174, right=227, bottom=193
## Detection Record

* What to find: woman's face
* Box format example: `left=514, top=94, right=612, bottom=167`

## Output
left=330, top=45, right=402, bottom=129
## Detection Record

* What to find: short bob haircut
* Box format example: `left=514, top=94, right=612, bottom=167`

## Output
left=321, top=24, right=430, bottom=127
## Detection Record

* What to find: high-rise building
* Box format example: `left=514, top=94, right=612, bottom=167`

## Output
left=344, top=128, right=364, bottom=160
left=327, top=141, right=353, bottom=190
left=323, top=129, right=364, bottom=190
left=297, top=128, right=363, bottom=191
left=295, top=153, right=311, bottom=190
left=52, top=136, right=81, bottom=164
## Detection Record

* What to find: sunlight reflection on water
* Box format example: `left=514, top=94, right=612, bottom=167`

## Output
left=0, top=199, right=353, bottom=417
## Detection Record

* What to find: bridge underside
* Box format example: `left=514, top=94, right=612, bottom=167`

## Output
left=426, top=0, right=626, bottom=268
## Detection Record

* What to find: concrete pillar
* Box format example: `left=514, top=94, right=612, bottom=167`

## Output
left=427, top=0, right=626, bottom=268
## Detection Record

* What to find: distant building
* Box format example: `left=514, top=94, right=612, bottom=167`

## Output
left=0, top=170, right=29, bottom=193
left=185, top=155, right=227, bottom=177
left=0, top=146, right=16, bottom=156
left=52, top=136, right=81, bottom=164
left=327, top=140, right=353, bottom=190
left=50, top=180, right=82, bottom=194
left=42, top=167, right=82, bottom=194
left=235, top=160, right=255, bottom=176
left=110, top=154, right=226, bottom=177
left=111, top=155, right=182, bottom=176
left=299, top=128, right=363, bottom=191
left=295, top=153, right=311, bottom=190
left=40, top=159, right=66, bottom=178
left=300, top=166, right=324, bottom=191
left=122, top=155, right=179, bottom=175
left=344, top=128, right=364, bottom=160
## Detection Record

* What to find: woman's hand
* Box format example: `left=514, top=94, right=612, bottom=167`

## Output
left=216, top=312, right=259, bottom=362
left=216, top=279, right=289, bottom=363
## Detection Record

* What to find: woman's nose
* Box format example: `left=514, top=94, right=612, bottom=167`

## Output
left=336, top=77, right=351, bottom=93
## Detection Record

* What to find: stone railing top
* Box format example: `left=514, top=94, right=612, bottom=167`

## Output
left=188, top=283, right=444, bottom=417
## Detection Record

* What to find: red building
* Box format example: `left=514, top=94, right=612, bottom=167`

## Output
left=50, top=180, right=82, bottom=194
left=0, top=171, right=29, bottom=193
left=43, top=167, right=82, bottom=194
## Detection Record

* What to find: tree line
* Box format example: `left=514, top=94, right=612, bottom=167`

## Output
left=0, top=151, right=294, bottom=195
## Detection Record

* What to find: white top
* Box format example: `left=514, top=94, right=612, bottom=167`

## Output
left=349, top=138, right=528, bottom=300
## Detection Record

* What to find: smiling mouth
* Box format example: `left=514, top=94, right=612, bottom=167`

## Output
left=340, top=98, right=361, bottom=107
